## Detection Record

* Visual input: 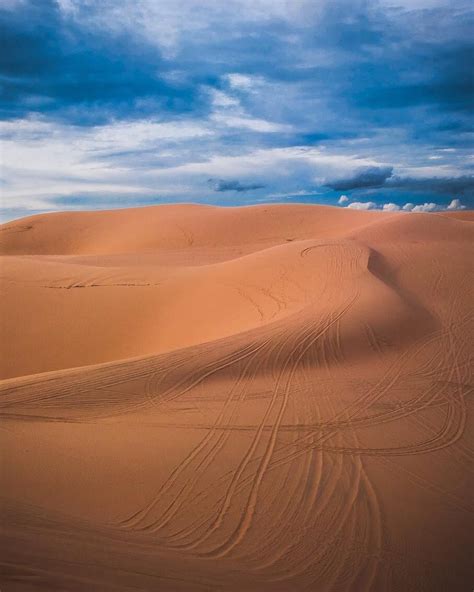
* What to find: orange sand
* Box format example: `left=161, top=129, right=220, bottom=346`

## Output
left=1, top=204, right=473, bottom=590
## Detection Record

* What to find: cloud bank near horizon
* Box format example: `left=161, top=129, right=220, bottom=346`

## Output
left=0, top=0, right=473, bottom=221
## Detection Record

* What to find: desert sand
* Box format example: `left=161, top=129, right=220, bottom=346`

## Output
left=0, top=203, right=473, bottom=591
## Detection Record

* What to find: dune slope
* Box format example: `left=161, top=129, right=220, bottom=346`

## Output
left=1, top=204, right=473, bottom=591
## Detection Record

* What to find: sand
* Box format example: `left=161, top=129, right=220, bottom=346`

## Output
left=0, top=204, right=473, bottom=591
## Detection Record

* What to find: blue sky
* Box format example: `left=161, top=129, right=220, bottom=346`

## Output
left=1, top=0, right=473, bottom=221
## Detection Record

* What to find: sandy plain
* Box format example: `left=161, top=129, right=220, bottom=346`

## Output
left=0, top=204, right=473, bottom=591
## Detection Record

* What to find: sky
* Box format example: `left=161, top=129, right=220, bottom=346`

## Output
left=0, top=0, right=473, bottom=221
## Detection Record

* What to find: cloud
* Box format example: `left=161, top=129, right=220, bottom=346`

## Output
left=406, top=198, right=469, bottom=212
left=0, top=3, right=205, bottom=125
left=211, top=90, right=240, bottom=108
left=347, top=201, right=377, bottom=210
left=347, top=198, right=468, bottom=212
left=338, top=195, right=349, bottom=204
left=411, top=202, right=441, bottom=212
left=447, top=198, right=466, bottom=210
left=226, top=73, right=263, bottom=91
left=382, top=203, right=400, bottom=211
left=386, top=175, right=474, bottom=198
left=327, top=167, right=394, bottom=191
left=1, top=0, right=473, bottom=219
left=0, top=118, right=388, bottom=217
left=207, top=82, right=291, bottom=133
left=400, top=199, right=466, bottom=212
left=208, top=179, right=265, bottom=192
left=211, top=113, right=290, bottom=133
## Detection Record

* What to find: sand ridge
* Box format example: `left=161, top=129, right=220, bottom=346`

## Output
left=1, top=204, right=473, bottom=591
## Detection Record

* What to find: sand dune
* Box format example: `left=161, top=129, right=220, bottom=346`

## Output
left=1, top=204, right=473, bottom=591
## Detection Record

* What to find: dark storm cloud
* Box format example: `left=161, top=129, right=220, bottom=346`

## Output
left=0, top=0, right=205, bottom=124
left=2, top=0, right=472, bottom=129
left=326, top=167, right=394, bottom=191
left=208, top=179, right=266, bottom=193
left=352, top=43, right=474, bottom=115
left=387, top=175, right=474, bottom=199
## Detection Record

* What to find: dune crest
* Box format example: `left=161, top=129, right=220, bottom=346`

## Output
left=1, top=204, right=473, bottom=591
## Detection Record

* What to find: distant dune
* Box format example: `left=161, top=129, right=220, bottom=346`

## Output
left=1, top=204, right=473, bottom=591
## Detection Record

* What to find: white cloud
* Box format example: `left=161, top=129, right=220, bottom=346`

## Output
left=226, top=73, right=254, bottom=90
left=211, top=113, right=290, bottom=133
left=0, top=116, right=388, bottom=216
left=446, top=198, right=466, bottom=210
left=400, top=199, right=466, bottom=212
left=343, top=200, right=466, bottom=213
left=56, top=0, right=79, bottom=15
left=3, top=115, right=468, bottom=220
left=210, top=89, right=240, bottom=108
left=400, top=165, right=462, bottom=178
left=208, top=84, right=290, bottom=133
left=0, top=116, right=213, bottom=212
left=226, top=73, right=265, bottom=92
left=347, top=201, right=377, bottom=210
left=411, top=202, right=440, bottom=212
left=92, top=120, right=212, bottom=146
left=170, top=146, right=383, bottom=180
